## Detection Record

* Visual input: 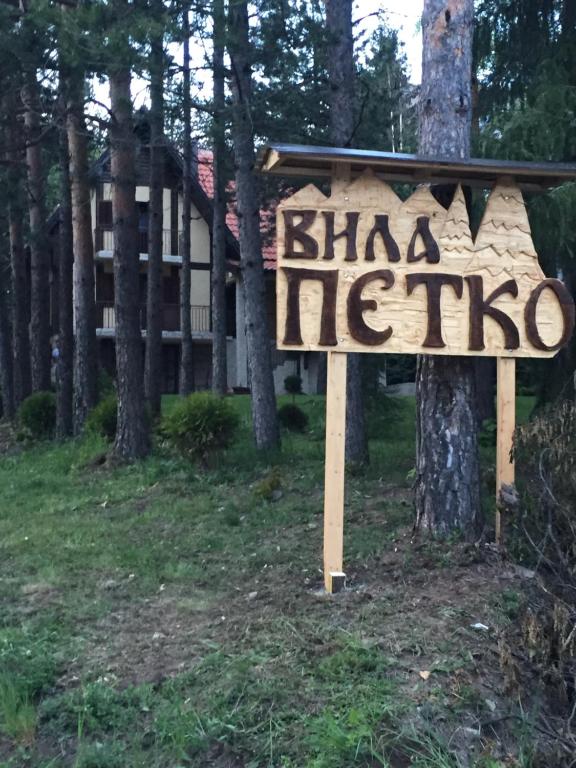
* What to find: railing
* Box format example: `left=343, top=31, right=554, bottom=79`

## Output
left=94, top=228, right=183, bottom=257
left=191, top=305, right=210, bottom=333
left=96, top=302, right=211, bottom=333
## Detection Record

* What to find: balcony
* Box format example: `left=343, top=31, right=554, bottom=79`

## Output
left=96, top=302, right=211, bottom=334
left=94, top=228, right=183, bottom=259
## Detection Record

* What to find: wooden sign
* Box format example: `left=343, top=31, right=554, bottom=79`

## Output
left=264, top=146, right=576, bottom=593
left=276, top=173, right=575, bottom=358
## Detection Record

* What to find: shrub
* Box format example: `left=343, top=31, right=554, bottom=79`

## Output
left=161, top=392, right=239, bottom=464
left=18, top=392, right=56, bottom=439
left=507, top=401, right=576, bottom=759
left=86, top=395, right=118, bottom=441
left=513, top=400, right=576, bottom=578
left=254, top=467, right=283, bottom=501
left=278, top=403, right=308, bottom=433
left=284, top=374, right=302, bottom=398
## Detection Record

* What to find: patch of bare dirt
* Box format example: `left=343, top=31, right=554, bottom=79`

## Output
left=60, top=592, right=220, bottom=688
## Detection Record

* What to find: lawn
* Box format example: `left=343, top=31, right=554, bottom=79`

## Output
left=0, top=395, right=542, bottom=767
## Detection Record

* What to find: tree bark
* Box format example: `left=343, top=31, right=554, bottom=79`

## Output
left=326, top=0, right=355, bottom=147
left=144, top=17, right=164, bottom=416
left=109, top=67, right=150, bottom=460
left=211, top=0, right=228, bottom=397
left=414, top=0, right=481, bottom=539
left=6, top=102, right=31, bottom=406
left=326, top=0, right=368, bottom=466
left=0, top=254, right=15, bottom=420
left=179, top=9, right=194, bottom=395
left=23, top=70, right=51, bottom=392
left=228, top=0, right=280, bottom=450
left=474, top=358, right=495, bottom=425
left=56, top=83, right=74, bottom=438
left=67, top=71, right=97, bottom=432
left=316, top=353, right=327, bottom=395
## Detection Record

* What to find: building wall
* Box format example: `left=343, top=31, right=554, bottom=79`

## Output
left=91, top=184, right=211, bottom=317
left=191, top=270, right=210, bottom=307
left=233, top=279, right=319, bottom=395
left=177, top=197, right=210, bottom=265
left=272, top=353, right=319, bottom=395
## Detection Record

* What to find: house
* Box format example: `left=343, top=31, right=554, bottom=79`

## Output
left=197, top=150, right=320, bottom=395
left=49, top=123, right=320, bottom=395
left=47, top=123, right=238, bottom=393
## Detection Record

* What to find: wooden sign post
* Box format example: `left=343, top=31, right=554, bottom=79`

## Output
left=496, top=358, right=516, bottom=543
left=258, top=145, right=576, bottom=593
left=323, top=350, right=347, bottom=593
left=323, top=163, right=351, bottom=593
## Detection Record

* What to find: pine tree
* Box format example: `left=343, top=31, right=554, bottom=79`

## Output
left=0, top=252, right=15, bottom=421
left=325, top=0, right=368, bottom=467
left=475, top=0, right=576, bottom=403
left=23, top=67, right=51, bottom=392
left=414, top=0, right=482, bottom=539
left=65, top=57, right=98, bottom=433
left=228, top=0, right=280, bottom=450
left=211, top=0, right=227, bottom=397
left=5, top=93, right=32, bottom=406
left=144, top=0, right=165, bottom=416
left=109, top=64, right=150, bottom=460
left=55, top=76, right=74, bottom=438
left=179, top=6, right=195, bottom=395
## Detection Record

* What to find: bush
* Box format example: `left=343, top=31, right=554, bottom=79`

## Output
left=507, top=401, right=576, bottom=760
left=18, top=392, right=56, bottom=440
left=513, top=400, right=576, bottom=579
left=161, top=392, right=239, bottom=464
left=284, top=374, right=302, bottom=398
left=254, top=467, right=283, bottom=501
left=278, top=403, right=308, bottom=433
left=86, top=395, right=117, bottom=441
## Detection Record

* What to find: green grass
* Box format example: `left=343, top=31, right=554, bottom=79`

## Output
left=0, top=674, right=37, bottom=747
left=0, top=394, right=539, bottom=767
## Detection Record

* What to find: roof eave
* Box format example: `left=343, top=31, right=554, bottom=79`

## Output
left=257, top=143, right=576, bottom=191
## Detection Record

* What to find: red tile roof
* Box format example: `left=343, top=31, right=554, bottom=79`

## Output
left=197, top=149, right=277, bottom=270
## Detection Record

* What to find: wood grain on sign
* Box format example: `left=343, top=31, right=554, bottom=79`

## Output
left=276, top=173, right=573, bottom=357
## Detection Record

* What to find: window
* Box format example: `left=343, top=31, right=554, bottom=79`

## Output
left=98, top=200, right=112, bottom=229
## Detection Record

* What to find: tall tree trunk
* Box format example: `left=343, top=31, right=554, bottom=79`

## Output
left=316, top=354, right=327, bottom=395
left=144, top=15, right=164, bottom=416
left=326, top=0, right=368, bottom=466
left=414, top=0, right=481, bottom=539
left=561, top=0, right=576, bottom=37
left=211, top=0, right=227, bottom=396
left=0, top=254, right=15, bottom=420
left=6, top=103, right=31, bottom=406
left=469, top=74, right=494, bottom=426
left=474, top=359, right=495, bottom=425
left=56, top=83, right=74, bottom=438
left=228, top=0, right=279, bottom=450
left=67, top=71, right=97, bottom=432
left=109, top=67, right=150, bottom=459
left=23, top=70, right=51, bottom=392
left=179, top=9, right=194, bottom=395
